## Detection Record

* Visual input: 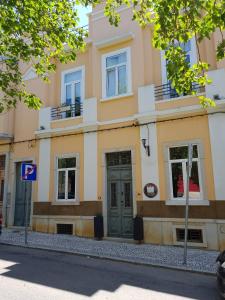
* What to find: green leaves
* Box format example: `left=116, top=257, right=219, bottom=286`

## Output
left=103, top=0, right=225, bottom=107
left=0, top=0, right=92, bottom=111
left=1, top=0, right=224, bottom=111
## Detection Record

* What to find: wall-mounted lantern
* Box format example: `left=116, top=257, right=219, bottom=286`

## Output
left=141, top=138, right=150, bottom=156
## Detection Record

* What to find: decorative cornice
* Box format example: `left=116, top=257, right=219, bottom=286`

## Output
left=94, top=32, right=134, bottom=50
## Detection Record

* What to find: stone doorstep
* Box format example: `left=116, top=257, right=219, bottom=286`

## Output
left=0, top=240, right=216, bottom=276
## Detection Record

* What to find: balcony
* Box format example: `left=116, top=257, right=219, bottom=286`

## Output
left=155, top=82, right=205, bottom=102
left=51, top=103, right=83, bottom=121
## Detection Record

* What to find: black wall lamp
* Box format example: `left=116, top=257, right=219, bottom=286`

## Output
left=141, top=138, right=150, bottom=156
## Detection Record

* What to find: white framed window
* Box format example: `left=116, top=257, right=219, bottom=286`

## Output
left=56, top=156, right=77, bottom=201
left=168, top=144, right=203, bottom=201
left=102, top=48, right=132, bottom=99
left=61, top=66, right=85, bottom=105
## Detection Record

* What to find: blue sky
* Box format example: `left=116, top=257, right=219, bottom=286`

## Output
left=78, top=5, right=91, bottom=26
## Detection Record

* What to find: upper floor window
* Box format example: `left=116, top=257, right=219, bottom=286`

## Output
left=168, top=145, right=202, bottom=201
left=61, top=67, right=84, bottom=105
left=102, top=48, right=131, bottom=99
left=161, top=38, right=197, bottom=85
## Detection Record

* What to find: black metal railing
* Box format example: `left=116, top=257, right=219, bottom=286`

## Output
left=155, top=82, right=205, bottom=101
left=51, top=103, right=83, bottom=121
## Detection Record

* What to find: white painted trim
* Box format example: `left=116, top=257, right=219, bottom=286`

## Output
left=208, top=112, right=225, bottom=200
left=168, top=145, right=203, bottom=201
left=35, top=96, right=225, bottom=138
left=84, top=132, right=97, bottom=201
left=94, top=32, right=134, bottom=49
left=156, top=92, right=205, bottom=104
left=160, top=51, right=167, bottom=85
left=142, top=216, right=217, bottom=223
left=39, top=107, right=51, bottom=130
left=91, top=5, right=130, bottom=21
left=101, top=47, right=132, bottom=100
left=172, top=224, right=207, bottom=248
left=22, top=67, right=37, bottom=81
left=54, top=153, right=80, bottom=203
left=38, top=138, right=50, bottom=202
left=33, top=215, right=94, bottom=220
left=100, top=92, right=133, bottom=102
left=164, top=141, right=207, bottom=202
left=140, top=125, right=160, bottom=200
left=83, top=98, right=97, bottom=123
left=165, top=200, right=210, bottom=206
left=138, top=85, right=155, bottom=113
left=61, top=66, right=85, bottom=105
left=206, top=69, right=225, bottom=101
left=51, top=116, right=82, bottom=124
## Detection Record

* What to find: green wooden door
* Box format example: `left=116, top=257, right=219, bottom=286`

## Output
left=14, top=162, right=32, bottom=226
left=107, top=165, right=133, bottom=238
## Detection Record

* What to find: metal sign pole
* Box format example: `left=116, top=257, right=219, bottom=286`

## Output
left=25, top=181, right=28, bottom=245
left=21, top=162, right=37, bottom=245
left=183, top=144, right=193, bottom=265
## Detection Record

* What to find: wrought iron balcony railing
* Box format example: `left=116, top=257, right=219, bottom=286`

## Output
left=51, top=103, right=83, bottom=121
left=155, top=82, right=205, bottom=101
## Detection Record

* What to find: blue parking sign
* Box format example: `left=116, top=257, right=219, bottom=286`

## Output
left=21, top=163, right=37, bottom=181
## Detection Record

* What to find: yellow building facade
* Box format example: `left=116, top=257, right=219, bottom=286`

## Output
left=1, top=5, right=225, bottom=250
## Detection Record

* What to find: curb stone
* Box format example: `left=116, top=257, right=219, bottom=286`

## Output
left=0, top=241, right=216, bottom=277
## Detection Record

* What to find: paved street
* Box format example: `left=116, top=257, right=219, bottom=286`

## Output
left=0, top=229, right=218, bottom=273
left=0, top=244, right=219, bottom=300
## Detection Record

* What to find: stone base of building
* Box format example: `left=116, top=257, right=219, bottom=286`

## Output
left=32, top=215, right=94, bottom=238
left=143, top=218, right=225, bottom=251
left=32, top=214, right=225, bottom=251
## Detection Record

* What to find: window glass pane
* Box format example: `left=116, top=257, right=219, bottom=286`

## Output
left=58, top=171, right=65, bottom=199
left=68, top=170, right=75, bottom=199
left=118, top=65, right=127, bottom=95
left=106, top=68, right=116, bottom=97
left=124, top=182, right=132, bottom=207
left=106, top=52, right=126, bottom=67
left=110, top=183, right=117, bottom=207
left=65, top=84, right=72, bottom=105
left=171, top=162, right=184, bottom=198
left=185, top=54, right=191, bottom=65
left=64, top=70, right=82, bottom=83
left=170, top=146, right=188, bottom=160
left=74, top=82, right=81, bottom=103
left=189, top=161, right=201, bottom=199
left=170, top=145, right=198, bottom=160
left=58, top=157, right=76, bottom=169
left=193, top=145, right=198, bottom=157
left=181, top=40, right=191, bottom=52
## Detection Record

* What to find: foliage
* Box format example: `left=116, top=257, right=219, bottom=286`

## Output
left=103, top=0, right=225, bottom=107
left=1, top=0, right=225, bottom=111
left=0, top=0, right=88, bottom=112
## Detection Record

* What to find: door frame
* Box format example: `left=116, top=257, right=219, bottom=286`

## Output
left=0, top=151, right=10, bottom=226
left=9, top=157, right=35, bottom=227
left=102, top=148, right=137, bottom=238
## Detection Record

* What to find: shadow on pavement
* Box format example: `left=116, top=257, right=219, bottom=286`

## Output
left=0, top=244, right=218, bottom=299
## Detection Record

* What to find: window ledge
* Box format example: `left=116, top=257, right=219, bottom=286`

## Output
left=166, top=200, right=210, bottom=206
left=100, top=92, right=133, bottom=102
left=52, top=201, right=80, bottom=206
left=156, top=92, right=205, bottom=104
left=51, top=115, right=82, bottom=123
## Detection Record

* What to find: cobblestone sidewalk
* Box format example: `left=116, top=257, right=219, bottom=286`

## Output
left=0, top=228, right=219, bottom=274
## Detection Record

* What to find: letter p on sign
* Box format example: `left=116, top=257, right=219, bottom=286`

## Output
left=21, top=163, right=37, bottom=181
